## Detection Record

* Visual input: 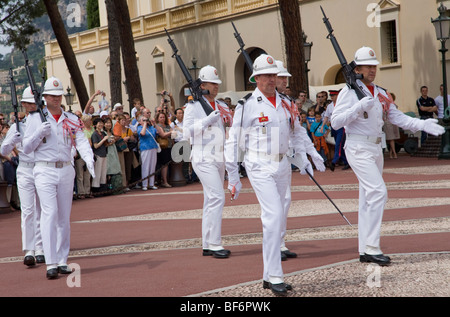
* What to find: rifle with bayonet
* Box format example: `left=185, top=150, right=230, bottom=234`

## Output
left=22, top=48, right=47, bottom=143
left=320, top=6, right=365, bottom=100
left=231, top=21, right=254, bottom=74
left=164, top=28, right=212, bottom=116
left=8, top=69, right=20, bottom=134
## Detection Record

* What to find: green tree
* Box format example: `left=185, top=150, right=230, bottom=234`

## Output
left=87, top=0, right=100, bottom=29
left=0, top=0, right=46, bottom=49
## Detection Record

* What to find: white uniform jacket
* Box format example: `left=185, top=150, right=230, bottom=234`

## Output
left=331, top=80, right=425, bottom=136
left=183, top=97, right=229, bottom=163
left=1, top=121, right=34, bottom=162
left=22, top=108, right=93, bottom=164
left=225, top=88, right=309, bottom=183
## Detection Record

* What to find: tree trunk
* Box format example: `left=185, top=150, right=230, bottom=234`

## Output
left=43, top=0, right=89, bottom=110
left=112, top=0, right=144, bottom=112
left=105, top=0, right=122, bottom=106
left=278, top=0, right=306, bottom=99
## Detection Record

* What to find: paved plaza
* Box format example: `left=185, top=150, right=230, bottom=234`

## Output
left=0, top=154, right=449, bottom=300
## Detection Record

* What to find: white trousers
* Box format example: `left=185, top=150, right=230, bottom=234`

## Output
left=34, top=164, right=75, bottom=266
left=17, top=165, right=42, bottom=253
left=344, top=140, right=387, bottom=255
left=246, top=157, right=290, bottom=282
left=140, top=148, right=157, bottom=187
left=281, top=171, right=292, bottom=249
left=192, top=160, right=225, bottom=249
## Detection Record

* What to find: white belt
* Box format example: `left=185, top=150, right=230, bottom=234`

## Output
left=346, top=133, right=382, bottom=144
left=19, top=162, right=35, bottom=168
left=247, top=150, right=285, bottom=162
left=35, top=161, right=71, bottom=168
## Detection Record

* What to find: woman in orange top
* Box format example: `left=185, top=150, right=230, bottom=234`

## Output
left=113, top=115, right=136, bottom=189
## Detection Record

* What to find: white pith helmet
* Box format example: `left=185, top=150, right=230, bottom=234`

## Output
left=199, top=65, right=222, bottom=84
left=43, top=76, right=64, bottom=96
left=354, top=46, right=379, bottom=66
left=276, top=60, right=291, bottom=77
left=21, top=86, right=35, bottom=103
left=249, top=54, right=279, bottom=83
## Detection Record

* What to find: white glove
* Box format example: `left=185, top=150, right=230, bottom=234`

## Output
left=203, top=110, right=221, bottom=127
left=39, top=122, right=52, bottom=138
left=12, top=132, right=22, bottom=144
left=310, top=151, right=326, bottom=172
left=86, top=161, right=96, bottom=179
left=357, top=96, right=376, bottom=112
left=422, top=118, right=445, bottom=136
left=227, top=181, right=242, bottom=201
left=299, top=151, right=314, bottom=177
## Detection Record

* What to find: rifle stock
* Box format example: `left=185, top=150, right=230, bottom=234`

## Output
left=164, top=28, right=212, bottom=116
left=320, top=6, right=365, bottom=100
left=8, top=69, right=20, bottom=133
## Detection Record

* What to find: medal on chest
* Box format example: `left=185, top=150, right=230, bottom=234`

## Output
left=259, top=112, right=268, bottom=134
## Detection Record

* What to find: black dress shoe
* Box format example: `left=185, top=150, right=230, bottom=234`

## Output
left=264, top=282, right=289, bottom=296
left=281, top=251, right=287, bottom=261
left=46, top=268, right=58, bottom=279
left=342, top=164, right=351, bottom=170
left=282, top=250, right=297, bottom=258
left=58, top=265, right=73, bottom=274
left=202, top=249, right=230, bottom=258
left=23, top=255, right=35, bottom=266
left=359, top=253, right=391, bottom=266
left=330, top=162, right=335, bottom=171
left=263, top=281, right=292, bottom=291
left=35, top=255, right=45, bottom=263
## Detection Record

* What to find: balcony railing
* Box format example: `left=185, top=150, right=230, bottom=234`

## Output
left=45, top=0, right=277, bottom=57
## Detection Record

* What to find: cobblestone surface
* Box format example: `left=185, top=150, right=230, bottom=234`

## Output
left=200, top=253, right=450, bottom=297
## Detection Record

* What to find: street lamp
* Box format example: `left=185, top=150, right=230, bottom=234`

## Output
left=64, top=87, right=74, bottom=113
left=303, top=32, right=313, bottom=99
left=431, top=2, right=450, bottom=159
left=188, top=57, right=200, bottom=79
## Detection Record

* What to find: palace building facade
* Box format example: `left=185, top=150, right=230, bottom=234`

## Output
left=44, top=0, right=448, bottom=114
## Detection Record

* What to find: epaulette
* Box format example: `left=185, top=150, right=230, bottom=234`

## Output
left=237, top=93, right=253, bottom=106
left=278, top=92, right=292, bottom=101
left=216, top=99, right=228, bottom=108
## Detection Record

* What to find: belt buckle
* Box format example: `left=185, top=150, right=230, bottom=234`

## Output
left=55, top=161, right=64, bottom=168
left=376, top=137, right=381, bottom=144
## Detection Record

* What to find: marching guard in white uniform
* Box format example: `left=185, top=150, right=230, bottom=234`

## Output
left=0, top=87, right=45, bottom=266
left=225, top=54, right=324, bottom=295
left=331, top=47, right=444, bottom=265
left=22, top=77, right=95, bottom=279
left=275, top=60, right=325, bottom=261
left=183, top=66, right=233, bottom=258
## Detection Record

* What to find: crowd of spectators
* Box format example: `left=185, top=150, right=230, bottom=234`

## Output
left=0, top=84, right=443, bottom=206
left=69, top=89, right=200, bottom=199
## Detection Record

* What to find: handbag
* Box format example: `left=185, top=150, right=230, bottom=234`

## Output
left=115, top=137, right=128, bottom=152
left=127, top=139, right=138, bottom=151
left=127, top=128, right=138, bottom=151
left=156, top=136, right=169, bottom=149
left=147, top=128, right=161, bottom=153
